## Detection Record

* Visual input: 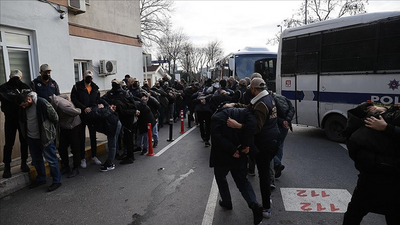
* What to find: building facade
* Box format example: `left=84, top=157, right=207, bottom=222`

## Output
left=0, top=0, right=143, bottom=163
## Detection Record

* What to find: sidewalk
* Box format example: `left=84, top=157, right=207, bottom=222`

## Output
left=0, top=131, right=107, bottom=198
left=0, top=120, right=191, bottom=198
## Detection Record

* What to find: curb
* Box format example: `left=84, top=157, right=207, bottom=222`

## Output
left=0, top=141, right=107, bottom=199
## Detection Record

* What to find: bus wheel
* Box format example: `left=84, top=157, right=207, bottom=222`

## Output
left=324, top=115, right=346, bottom=143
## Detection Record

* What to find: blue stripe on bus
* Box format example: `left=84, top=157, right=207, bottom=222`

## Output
left=282, top=90, right=399, bottom=104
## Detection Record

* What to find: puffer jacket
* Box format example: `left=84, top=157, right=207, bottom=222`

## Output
left=19, top=96, right=59, bottom=147
left=272, top=93, right=295, bottom=131
left=49, top=94, right=81, bottom=130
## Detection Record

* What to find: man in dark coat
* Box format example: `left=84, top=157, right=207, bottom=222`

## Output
left=71, top=70, right=108, bottom=168
left=225, top=78, right=280, bottom=218
left=30, top=64, right=60, bottom=102
left=0, top=69, right=31, bottom=178
left=102, top=79, right=138, bottom=164
left=210, top=106, right=263, bottom=225
left=343, top=104, right=400, bottom=224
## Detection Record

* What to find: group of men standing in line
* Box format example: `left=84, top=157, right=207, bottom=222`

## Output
left=0, top=64, right=182, bottom=192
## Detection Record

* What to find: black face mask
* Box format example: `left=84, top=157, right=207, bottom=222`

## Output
left=9, top=77, right=21, bottom=85
left=112, top=83, right=120, bottom=90
left=42, top=74, right=50, bottom=81
left=85, top=76, right=92, bottom=84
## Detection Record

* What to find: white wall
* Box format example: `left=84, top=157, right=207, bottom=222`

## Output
left=69, top=36, right=143, bottom=90
left=0, top=0, right=74, bottom=93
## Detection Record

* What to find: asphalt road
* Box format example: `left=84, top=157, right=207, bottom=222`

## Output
left=0, top=123, right=387, bottom=225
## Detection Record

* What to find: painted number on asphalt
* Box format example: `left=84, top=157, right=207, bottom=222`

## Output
left=281, top=188, right=352, bottom=213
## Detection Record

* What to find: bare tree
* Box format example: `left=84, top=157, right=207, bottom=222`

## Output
left=140, top=0, right=174, bottom=50
left=267, top=0, right=368, bottom=45
left=204, top=40, right=224, bottom=69
left=157, top=29, right=188, bottom=75
left=192, top=47, right=207, bottom=75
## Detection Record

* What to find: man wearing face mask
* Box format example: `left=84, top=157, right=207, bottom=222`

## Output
left=30, top=64, right=60, bottom=101
left=71, top=70, right=108, bottom=168
left=0, top=69, right=31, bottom=178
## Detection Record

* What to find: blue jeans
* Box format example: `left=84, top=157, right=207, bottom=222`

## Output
left=152, top=123, right=159, bottom=143
left=137, top=131, right=149, bottom=149
left=214, top=156, right=258, bottom=208
left=274, top=127, right=288, bottom=167
left=27, top=138, right=61, bottom=184
left=107, top=121, right=121, bottom=165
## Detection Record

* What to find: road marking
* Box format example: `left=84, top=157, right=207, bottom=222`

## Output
left=202, top=177, right=218, bottom=225
left=154, top=126, right=197, bottom=157
left=339, top=143, right=347, bottom=151
left=281, top=188, right=351, bottom=213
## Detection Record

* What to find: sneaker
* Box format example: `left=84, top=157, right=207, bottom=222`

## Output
left=67, top=168, right=79, bottom=178
left=99, top=163, right=115, bottom=172
left=205, top=141, right=211, bottom=147
left=29, top=180, right=47, bottom=189
left=248, top=170, right=256, bottom=176
left=47, top=183, right=62, bottom=192
left=120, top=157, right=134, bottom=164
left=262, top=208, right=271, bottom=218
left=141, top=149, right=148, bottom=155
left=153, top=142, right=158, bottom=148
left=270, top=183, right=276, bottom=190
left=251, top=203, right=263, bottom=225
left=92, top=157, right=102, bottom=165
left=80, top=159, right=87, bottom=169
left=218, top=200, right=233, bottom=210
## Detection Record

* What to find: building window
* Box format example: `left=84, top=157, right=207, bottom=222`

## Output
left=0, top=27, right=34, bottom=85
left=74, top=60, right=91, bottom=83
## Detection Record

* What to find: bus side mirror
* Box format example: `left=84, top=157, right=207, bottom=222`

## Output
left=228, top=58, right=235, bottom=72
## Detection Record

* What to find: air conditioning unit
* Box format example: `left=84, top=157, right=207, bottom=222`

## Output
left=68, top=0, right=86, bottom=13
left=99, top=60, right=117, bottom=76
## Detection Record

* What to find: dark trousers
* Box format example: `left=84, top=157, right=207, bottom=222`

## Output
left=59, top=124, right=82, bottom=169
left=197, top=111, right=212, bottom=141
left=343, top=173, right=400, bottom=225
left=214, top=156, right=258, bottom=208
left=79, top=120, right=97, bottom=159
left=123, top=128, right=134, bottom=159
left=3, top=116, right=28, bottom=164
left=254, top=140, right=278, bottom=209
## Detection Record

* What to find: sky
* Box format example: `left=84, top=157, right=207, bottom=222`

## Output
left=169, top=0, right=400, bottom=55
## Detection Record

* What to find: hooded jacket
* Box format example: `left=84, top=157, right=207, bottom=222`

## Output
left=49, top=94, right=81, bottom=130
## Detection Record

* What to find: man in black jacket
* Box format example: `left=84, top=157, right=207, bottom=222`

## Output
left=343, top=105, right=400, bottom=224
left=210, top=106, right=263, bottom=225
left=30, top=64, right=60, bottom=102
left=0, top=69, right=31, bottom=178
left=71, top=70, right=108, bottom=168
left=102, top=79, right=138, bottom=164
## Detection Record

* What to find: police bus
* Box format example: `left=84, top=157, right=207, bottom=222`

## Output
left=213, top=46, right=277, bottom=92
left=276, top=11, right=400, bottom=142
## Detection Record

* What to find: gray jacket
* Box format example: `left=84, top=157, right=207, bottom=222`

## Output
left=49, top=94, right=81, bottom=130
